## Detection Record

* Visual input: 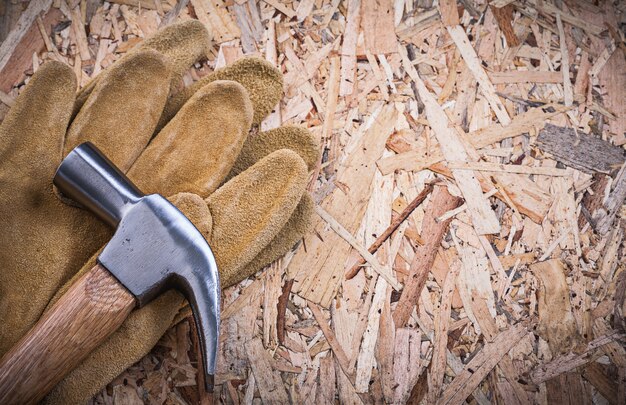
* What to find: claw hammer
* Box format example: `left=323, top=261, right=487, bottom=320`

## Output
left=0, top=143, right=221, bottom=404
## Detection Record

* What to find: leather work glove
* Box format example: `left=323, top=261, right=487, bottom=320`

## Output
left=0, top=21, right=319, bottom=404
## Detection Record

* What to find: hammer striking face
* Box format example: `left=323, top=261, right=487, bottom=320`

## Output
left=0, top=142, right=220, bottom=404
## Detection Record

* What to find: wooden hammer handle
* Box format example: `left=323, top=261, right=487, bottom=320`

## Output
left=0, top=263, right=136, bottom=405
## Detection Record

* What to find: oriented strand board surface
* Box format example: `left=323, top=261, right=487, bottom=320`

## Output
left=289, top=104, right=398, bottom=306
left=1, top=0, right=625, bottom=404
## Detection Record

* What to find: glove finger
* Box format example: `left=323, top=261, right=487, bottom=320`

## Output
left=43, top=193, right=211, bottom=405
left=227, top=125, right=320, bottom=181
left=73, top=20, right=211, bottom=116
left=135, top=20, right=212, bottom=84
left=65, top=49, right=171, bottom=172
left=158, top=57, right=283, bottom=131
left=0, top=61, right=75, bottom=189
left=207, top=149, right=308, bottom=287
left=235, top=193, right=314, bottom=286
left=128, top=80, right=253, bottom=198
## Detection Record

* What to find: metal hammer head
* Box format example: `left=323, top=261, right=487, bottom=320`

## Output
left=54, top=142, right=220, bottom=391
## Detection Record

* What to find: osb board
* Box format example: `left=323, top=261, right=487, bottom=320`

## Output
left=1, top=0, right=625, bottom=404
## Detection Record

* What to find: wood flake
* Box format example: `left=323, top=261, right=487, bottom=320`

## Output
left=361, top=0, right=396, bottom=55
left=447, top=25, right=512, bottom=126
left=245, top=338, right=290, bottom=403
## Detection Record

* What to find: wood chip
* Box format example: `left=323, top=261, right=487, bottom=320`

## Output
left=338, top=0, right=360, bottom=97
left=428, top=250, right=460, bottom=403
left=531, top=259, right=582, bottom=354
left=361, top=0, right=396, bottom=54
left=488, top=70, right=562, bottom=84
left=447, top=161, right=571, bottom=177
left=70, top=6, right=91, bottom=61
left=314, top=205, right=401, bottom=290
left=377, top=104, right=568, bottom=175
left=245, top=338, right=290, bottom=403
left=531, top=333, right=626, bottom=384
left=190, top=0, right=240, bottom=43
left=439, top=0, right=460, bottom=27
left=555, top=13, right=573, bottom=107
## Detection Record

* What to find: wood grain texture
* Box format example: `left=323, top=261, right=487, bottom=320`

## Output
left=439, top=324, right=529, bottom=405
left=0, top=8, right=62, bottom=93
left=428, top=252, right=460, bottom=403
left=361, top=0, right=396, bottom=54
left=531, top=332, right=625, bottom=384
left=490, top=4, right=519, bottom=47
left=0, top=0, right=53, bottom=77
left=429, top=162, right=551, bottom=224
left=583, top=363, right=619, bottom=405
left=439, top=0, right=460, bottom=26
left=537, top=124, right=625, bottom=175
left=0, top=263, right=136, bottom=405
left=339, top=0, right=361, bottom=97
left=595, top=163, right=626, bottom=235
left=446, top=25, right=511, bottom=126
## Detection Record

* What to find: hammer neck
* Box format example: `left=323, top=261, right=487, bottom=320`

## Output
left=54, top=142, right=143, bottom=227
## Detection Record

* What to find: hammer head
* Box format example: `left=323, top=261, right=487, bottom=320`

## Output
left=54, top=142, right=220, bottom=391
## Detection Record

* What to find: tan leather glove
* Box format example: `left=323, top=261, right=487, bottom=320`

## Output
left=0, top=21, right=319, bottom=404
